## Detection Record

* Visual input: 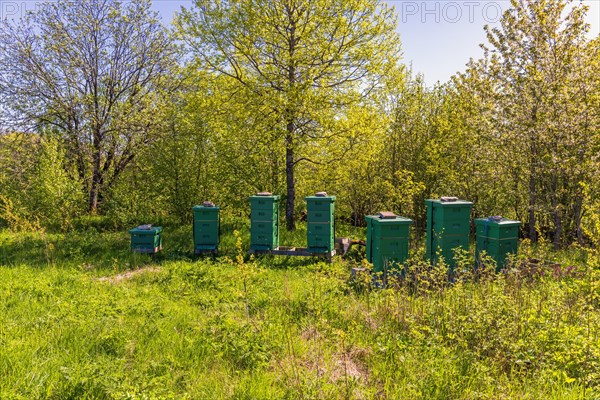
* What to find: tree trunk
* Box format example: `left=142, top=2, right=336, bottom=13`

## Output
left=89, top=170, right=101, bottom=214
left=528, top=169, right=537, bottom=242
left=573, top=192, right=584, bottom=244
left=89, top=137, right=102, bottom=213
left=285, top=6, right=297, bottom=232
left=285, top=130, right=295, bottom=231
left=551, top=174, right=562, bottom=250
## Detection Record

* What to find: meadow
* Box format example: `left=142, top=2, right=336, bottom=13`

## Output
left=1, top=219, right=598, bottom=399
left=0, top=0, right=598, bottom=398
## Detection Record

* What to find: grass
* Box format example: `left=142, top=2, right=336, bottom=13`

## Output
left=0, top=220, right=598, bottom=399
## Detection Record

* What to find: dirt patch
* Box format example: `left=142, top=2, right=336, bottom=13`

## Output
left=97, top=267, right=161, bottom=283
left=300, top=326, right=322, bottom=341
left=330, top=347, right=370, bottom=383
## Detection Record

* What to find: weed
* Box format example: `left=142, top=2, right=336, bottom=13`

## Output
left=0, top=226, right=598, bottom=399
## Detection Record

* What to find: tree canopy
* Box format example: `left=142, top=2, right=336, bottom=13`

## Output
left=0, top=0, right=177, bottom=213
left=177, top=0, right=402, bottom=230
left=0, top=0, right=598, bottom=247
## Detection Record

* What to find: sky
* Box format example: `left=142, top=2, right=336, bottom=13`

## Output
left=0, top=0, right=597, bottom=85
left=147, top=0, right=599, bottom=85
left=386, top=0, right=600, bottom=84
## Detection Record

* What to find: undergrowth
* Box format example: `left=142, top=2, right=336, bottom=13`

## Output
left=0, top=225, right=598, bottom=399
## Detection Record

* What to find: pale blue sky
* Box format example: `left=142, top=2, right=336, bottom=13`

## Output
left=147, top=0, right=598, bottom=85
left=386, top=0, right=600, bottom=84
left=1, top=0, right=595, bottom=85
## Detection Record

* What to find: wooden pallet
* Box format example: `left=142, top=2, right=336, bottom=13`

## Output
left=335, top=237, right=365, bottom=256
left=194, top=249, right=218, bottom=256
left=132, top=246, right=162, bottom=255
left=249, top=246, right=336, bottom=263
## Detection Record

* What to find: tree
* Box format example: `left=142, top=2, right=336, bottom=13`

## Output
left=0, top=0, right=177, bottom=213
left=477, top=0, right=596, bottom=246
left=177, top=0, right=401, bottom=230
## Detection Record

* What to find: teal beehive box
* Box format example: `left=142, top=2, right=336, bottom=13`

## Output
left=306, top=192, right=335, bottom=252
left=250, top=192, right=280, bottom=251
left=129, top=225, right=163, bottom=254
left=365, top=212, right=412, bottom=274
left=475, top=216, right=521, bottom=271
left=193, top=202, right=220, bottom=254
left=425, top=197, right=473, bottom=268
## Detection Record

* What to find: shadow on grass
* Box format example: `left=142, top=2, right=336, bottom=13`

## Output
left=0, top=230, right=132, bottom=270
left=0, top=216, right=353, bottom=272
left=0, top=227, right=192, bottom=271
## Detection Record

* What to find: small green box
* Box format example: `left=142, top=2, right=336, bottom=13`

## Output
left=250, top=193, right=280, bottom=250
left=365, top=212, right=412, bottom=274
left=129, top=225, right=163, bottom=254
left=307, top=222, right=333, bottom=235
left=425, top=198, right=473, bottom=269
left=306, top=209, right=334, bottom=223
left=475, top=217, right=521, bottom=271
left=306, top=193, right=335, bottom=252
left=193, top=202, right=220, bottom=253
left=251, top=208, right=275, bottom=221
left=307, top=232, right=334, bottom=249
left=251, top=220, right=278, bottom=235
left=250, top=195, right=280, bottom=211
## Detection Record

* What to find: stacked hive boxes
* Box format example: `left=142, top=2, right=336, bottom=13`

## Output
left=425, top=197, right=473, bottom=268
left=306, top=192, right=336, bottom=253
left=192, top=202, right=220, bottom=254
left=365, top=212, right=412, bottom=274
left=249, top=193, right=280, bottom=251
left=475, top=217, right=521, bottom=271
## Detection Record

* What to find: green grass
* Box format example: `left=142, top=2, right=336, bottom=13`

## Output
left=0, top=223, right=598, bottom=399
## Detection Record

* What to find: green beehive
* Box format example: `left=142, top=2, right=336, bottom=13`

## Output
left=306, top=192, right=335, bottom=252
left=250, top=192, right=280, bottom=251
left=475, top=216, right=521, bottom=271
left=193, top=201, right=220, bottom=254
left=129, top=225, right=163, bottom=254
left=425, top=197, right=473, bottom=268
left=365, top=212, right=412, bottom=274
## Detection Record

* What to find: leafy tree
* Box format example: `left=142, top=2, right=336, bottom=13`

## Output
left=177, top=0, right=401, bottom=230
left=28, top=136, right=85, bottom=230
left=132, top=74, right=221, bottom=223
left=0, top=134, right=83, bottom=231
left=474, top=0, right=596, bottom=246
left=385, top=73, right=448, bottom=231
left=0, top=0, right=177, bottom=213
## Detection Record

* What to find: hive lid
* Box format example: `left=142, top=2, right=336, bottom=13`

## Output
left=257, top=192, right=273, bottom=196
left=305, top=194, right=336, bottom=201
left=426, top=198, right=473, bottom=206
left=129, top=225, right=162, bottom=234
left=440, top=196, right=459, bottom=202
left=475, top=217, right=521, bottom=226
left=367, top=214, right=412, bottom=224
left=202, top=201, right=215, bottom=207
left=378, top=211, right=397, bottom=219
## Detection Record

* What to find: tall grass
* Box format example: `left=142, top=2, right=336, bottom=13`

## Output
left=0, top=225, right=598, bottom=399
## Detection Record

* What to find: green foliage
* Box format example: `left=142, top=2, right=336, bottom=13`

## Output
left=177, top=0, right=403, bottom=229
left=28, top=136, right=85, bottom=230
left=0, top=0, right=177, bottom=213
left=455, top=0, right=599, bottom=246
left=0, top=135, right=84, bottom=231
left=0, top=0, right=597, bottom=248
